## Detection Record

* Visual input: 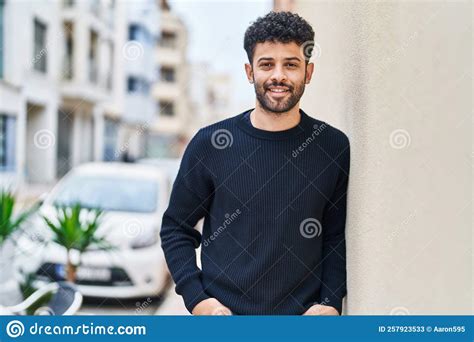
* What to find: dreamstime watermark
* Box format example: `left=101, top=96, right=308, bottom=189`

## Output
left=376, top=9, right=440, bottom=75
left=292, top=123, right=327, bottom=158
left=32, top=48, right=47, bottom=68
left=5, top=320, right=146, bottom=337
left=387, top=210, right=416, bottom=243
left=6, top=320, right=24, bottom=338
left=122, top=218, right=144, bottom=238
left=389, top=129, right=411, bottom=149
left=307, top=297, right=332, bottom=313
left=300, top=40, right=322, bottom=61
left=122, top=41, right=144, bottom=61
left=114, top=123, right=149, bottom=159
left=390, top=306, right=410, bottom=315
left=135, top=297, right=153, bottom=314
left=319, top=297, right=331, bottom=306
left=299, top=218, right=322, bottom=239
left=34, top=129, right=56, bottom=150
left=211, top=129, right=233, bottom=149
left=202, top=208, right=242, bottom=247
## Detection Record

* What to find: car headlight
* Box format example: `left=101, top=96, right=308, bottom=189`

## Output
left=130, top=227, right=159, bottom=249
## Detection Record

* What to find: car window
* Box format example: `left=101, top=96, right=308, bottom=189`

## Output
left=51, top=174, right=158, bottom=213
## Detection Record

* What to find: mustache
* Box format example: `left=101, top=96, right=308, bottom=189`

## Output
left=264, top=82, right=293, bottom=91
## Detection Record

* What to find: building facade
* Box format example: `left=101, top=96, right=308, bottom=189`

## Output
left=148, top=0, right=192, bottom=159
left=0, top=0, right=161, bottom=188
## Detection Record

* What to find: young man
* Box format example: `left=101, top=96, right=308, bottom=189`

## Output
left=160, top=11, right=350, bottom=316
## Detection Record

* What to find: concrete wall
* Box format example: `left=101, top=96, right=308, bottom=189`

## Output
left=292, top=0, right=472, bottom=314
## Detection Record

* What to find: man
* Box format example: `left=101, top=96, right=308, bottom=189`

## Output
left=160, top=11, right=350, bottom=316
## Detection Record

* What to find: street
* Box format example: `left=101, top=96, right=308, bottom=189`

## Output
left=78, top=283, right=189, bottom=316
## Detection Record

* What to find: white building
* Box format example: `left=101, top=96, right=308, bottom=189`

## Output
left=0, top=0, right=161, bottom=187
left=116, top=0, right=160, bottom=162
left=188, top=62, right=233, bottom=132
left=148, top=0, right=192, bottom=158
left=59, top=0, right=119, bottom=177
left=0, top=0, right=62, bottom=187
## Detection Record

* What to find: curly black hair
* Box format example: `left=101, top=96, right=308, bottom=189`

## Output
left=243, top=11, right=315, bottom=65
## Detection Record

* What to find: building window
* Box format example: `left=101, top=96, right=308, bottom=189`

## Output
left=106, top=41, right=113, bottom=90
left=127, top=77, right=138, bottom=92
left=89, top=30, right=98, bottom=83
left=160, top=31, right=176, bottom=48
left=160, top=66, right=175, bottom=82
left=0, top=115, right=16, bottom=171
left=33, top=18, right=47, bottom=72
left=103, top=118, right=118, bottom=161
left=129, top=24, right=153, bottom=44
left=159, top=101, right=175, bottom=117
left=129, top=24, right=139, bottom=41
left=127, top=76, right=150, bottom=94
left=63, top=22, right=73, bottom=79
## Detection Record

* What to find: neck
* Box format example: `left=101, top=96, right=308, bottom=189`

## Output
left=250, top=102, right=301, bottom=132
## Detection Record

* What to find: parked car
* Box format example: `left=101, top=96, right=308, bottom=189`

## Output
left=138, top=158, right=180, bottom=193
left=16, top=162, right=170, bottom=299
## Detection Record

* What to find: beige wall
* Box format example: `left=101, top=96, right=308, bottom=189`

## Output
left=290, top=1, right=472, bottom=314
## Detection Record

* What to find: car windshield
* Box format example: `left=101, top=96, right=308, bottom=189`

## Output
left=51, top=174, right=158, bottom=213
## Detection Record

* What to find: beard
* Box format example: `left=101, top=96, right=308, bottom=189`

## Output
left=253, top=75, right=305, bottom=114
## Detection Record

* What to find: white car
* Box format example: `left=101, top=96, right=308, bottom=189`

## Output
left=138, top=158, right=180, bottom=191
left=16, top=162, right=170, bottom=299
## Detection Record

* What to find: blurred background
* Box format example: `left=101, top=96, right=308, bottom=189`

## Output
left=0, top=0, right=471, bottom=316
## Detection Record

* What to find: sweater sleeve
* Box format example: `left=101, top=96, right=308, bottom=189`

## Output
left=160, top=129, right=214, bottom=313
left=319, top=135, right=350, bottom=315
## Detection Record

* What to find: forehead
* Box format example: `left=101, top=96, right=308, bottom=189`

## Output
left=253, top=41, right=303, bottom=62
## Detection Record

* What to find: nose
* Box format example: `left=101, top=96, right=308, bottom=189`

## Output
left=270, top=64, right=287, bottom=84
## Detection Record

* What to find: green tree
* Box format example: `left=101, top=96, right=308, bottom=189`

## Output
left=43, top=203, right=112, bottom=282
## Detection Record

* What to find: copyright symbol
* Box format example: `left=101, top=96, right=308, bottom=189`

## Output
left=426, top=326, right=432, bottom=332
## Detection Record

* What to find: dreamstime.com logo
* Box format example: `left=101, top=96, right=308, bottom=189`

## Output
left=6, top=320, right=24, bottom=338
left=5, top=320, right=146, bottom=338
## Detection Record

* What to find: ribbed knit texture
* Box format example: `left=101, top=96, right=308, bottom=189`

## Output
left=160, top=108, right=350, bottom=315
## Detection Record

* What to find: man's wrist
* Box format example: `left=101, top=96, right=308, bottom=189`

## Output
left=177, top=279, right=211, bottom=314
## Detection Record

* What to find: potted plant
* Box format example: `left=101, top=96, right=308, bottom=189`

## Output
left=0, top=189, right=39, bottom=245
left=42, top=202, right=112, bottom=282
left=0, top=189, right=39, bottom=305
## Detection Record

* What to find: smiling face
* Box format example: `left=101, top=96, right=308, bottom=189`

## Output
left=245, top=41, right=314, bottom=114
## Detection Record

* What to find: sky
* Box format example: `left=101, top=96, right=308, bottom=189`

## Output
left=168, top=0, right=272, bottom=112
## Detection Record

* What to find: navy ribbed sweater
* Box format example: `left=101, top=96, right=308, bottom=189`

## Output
left=160, top=108, right=350, bottom=315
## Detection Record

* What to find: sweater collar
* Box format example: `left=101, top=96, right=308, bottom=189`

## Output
left=235, top=108, right=310, bottom=141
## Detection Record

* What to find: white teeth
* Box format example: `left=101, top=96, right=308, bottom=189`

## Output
left=269, top=89, right=287, bottom=93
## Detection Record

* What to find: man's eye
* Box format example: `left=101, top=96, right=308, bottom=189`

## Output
left=261, top=63, right=272, bottom=68
left=286, top=63, right=297, bottom=67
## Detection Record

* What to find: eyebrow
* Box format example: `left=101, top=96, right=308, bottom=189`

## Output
left=256, top=56, right=302, bottom=63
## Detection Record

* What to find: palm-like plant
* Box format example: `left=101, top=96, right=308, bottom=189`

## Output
left=42, top=203, right=112, bottom=282
left=0, top=189, right=38, bottom=246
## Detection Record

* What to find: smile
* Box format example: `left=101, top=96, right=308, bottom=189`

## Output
left=267, top=87, right=289, bottom=97
left=267, top=87, right=289, bottom=93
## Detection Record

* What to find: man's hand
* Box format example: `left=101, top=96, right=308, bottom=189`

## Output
left=303, top=304, right=339, bottom=316
left=191, top=298, right=232, bottom=315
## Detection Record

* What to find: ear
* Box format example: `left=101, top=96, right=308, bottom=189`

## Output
left=305, top=62, right=315, bottom=84
left=245, top=63, right=254, bottom=83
